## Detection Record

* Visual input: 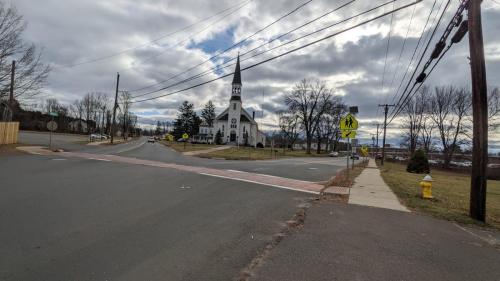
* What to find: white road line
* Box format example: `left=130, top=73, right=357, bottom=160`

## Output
left=198, top=172, right=319, bottom=195
left=114, top=141, right=146, bottom=154
left=454, top=223, right=500, bottom=247
left=51, top=158, right=67, bottom=161
left=87, top=158, right=112, bottom=162
left=226, top=169, right=315, bottom=184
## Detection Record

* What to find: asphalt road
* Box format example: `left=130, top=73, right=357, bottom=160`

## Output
left=252, top=202, right=500, bottom=281
left=122, top=141, right=354, bottom=182
left=0, top=153, right=311, bottom=281
left=18, top=130, right=354, bottom=182
left=5, top=132, right=499, bottom=280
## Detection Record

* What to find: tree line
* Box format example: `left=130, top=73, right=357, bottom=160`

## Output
left=277, top=79, right=347, bottom=154
left=400, top=85, right=499, bottom=168
left=170, top=100, right=216, bottom=140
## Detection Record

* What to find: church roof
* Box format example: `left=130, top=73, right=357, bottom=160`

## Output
left=231, top=54, right=242, bottom=85
left=214, top=108, right=257, bottom=125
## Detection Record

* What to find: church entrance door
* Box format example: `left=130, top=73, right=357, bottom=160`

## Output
left=230, top=131, right=236, bottom=142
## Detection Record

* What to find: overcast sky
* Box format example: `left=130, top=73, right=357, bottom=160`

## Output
left=12, top=0, right=500, bottom=150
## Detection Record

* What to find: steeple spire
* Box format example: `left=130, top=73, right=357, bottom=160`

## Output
left=230, top=53, right=242, bottom=101
left=232, top=53, right=242, bottom=86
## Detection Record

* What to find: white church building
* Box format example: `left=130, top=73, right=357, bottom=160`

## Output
left=195, top=55, right=266, bottom=147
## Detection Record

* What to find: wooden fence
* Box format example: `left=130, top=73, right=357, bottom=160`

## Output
left=0, top=122, right=19, bottom=144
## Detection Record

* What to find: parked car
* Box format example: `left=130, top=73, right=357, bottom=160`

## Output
left=177, top=138, right=186, bottom=142
left=147, top=137, right=155, bottom=143
left=329, top=151, right=339, bottom=157
left=350, top=153, right=360, bottom=160
left=375, top=154, right=383, bottom=160
left=90, top=133, right=106, bottom=141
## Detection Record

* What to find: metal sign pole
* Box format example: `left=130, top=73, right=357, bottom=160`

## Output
left=49, top=116, right=53, bottom=150
left=346, top=137, right=350, bottom=170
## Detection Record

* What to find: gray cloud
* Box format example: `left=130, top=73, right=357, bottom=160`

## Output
left=12, top=0, right=500, bottom=146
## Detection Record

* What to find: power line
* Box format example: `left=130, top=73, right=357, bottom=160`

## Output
left=129, top=0, right=422, bottom=104
left=388, top=0, right=469, bottom=125
left=120, top=0, right=254, bottom=73
left=388, top=2, right=417, bottom=89
left=127, top=0, right=313, bottom=93
left=389, top=0, right=439, bottom=105
left=129, top=0, right=356, bottom=95
left=389, top=0, right=451, bottom=117
left=61, top=0, right=252, bottom=68
left=380, top=0, right=396, bottom=101
left=131, top=0, right=400, bottom=99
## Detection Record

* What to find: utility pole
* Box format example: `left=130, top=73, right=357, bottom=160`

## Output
left=468, top=0, right=488, bottom=222
left=378, top=104, right=395, bottom=166
left=9, top=60, right=15, bottom=105
left=111, top=73, right=120, bottom=144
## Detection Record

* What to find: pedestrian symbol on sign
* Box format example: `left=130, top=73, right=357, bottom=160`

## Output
left=340, top=113, right=358, bottom=131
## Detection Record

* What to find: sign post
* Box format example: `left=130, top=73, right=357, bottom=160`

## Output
left=182, top=133, right=189, bottom=149
left=47, top=112, right=59, bottom=150
left=340, top=113, right=359, bottom=170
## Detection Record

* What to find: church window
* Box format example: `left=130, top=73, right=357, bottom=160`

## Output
left=231, top=118, right=237, bottom=129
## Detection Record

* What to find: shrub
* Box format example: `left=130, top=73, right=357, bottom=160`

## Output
left=406, top=149, right=430, bottom=174
left=214, top=130, right=223, bottom=145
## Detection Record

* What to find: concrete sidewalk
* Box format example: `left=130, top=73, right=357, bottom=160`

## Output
left=348, top=158, right=409, bottom=212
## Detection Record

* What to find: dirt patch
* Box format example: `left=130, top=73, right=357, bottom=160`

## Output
left=322, top=160, right=369, bottom=189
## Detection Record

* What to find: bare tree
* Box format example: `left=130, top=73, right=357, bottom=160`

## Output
left=118, top=91, right=133, bottom=139
left=401, top=86, right=429, bottom=153
left=70, top=99, right=84, bottom=132
left=429, top=86, right=471, bottom=168
left=489, top=87, right=500, bottom=132
left=319, top=97, right=346, bottom=153
left=420, top=117, right=435, bottom=153
left=277, top=110, right=300, bottom=151
left=43, top=98, right=60, bottom=114
left=0, top=3, right=50, bottom=100
left=285, top=79, right=333, bottom=154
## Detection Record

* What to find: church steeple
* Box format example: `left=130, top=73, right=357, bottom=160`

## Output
left=231, top=54, right=242, bottom=101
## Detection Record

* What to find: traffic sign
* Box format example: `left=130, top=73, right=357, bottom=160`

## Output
left=182, top=133, right=189, bottom=139
left=360, top=145, right=369, bottom=156
left=340, top=113, right=358, bottom=130
left=49, top=112, right=58, bottom=117
left=341, top=130, right=356, bottom=138
left=47, top=121, right=58, bottom=131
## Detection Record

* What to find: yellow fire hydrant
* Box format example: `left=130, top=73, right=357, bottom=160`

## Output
left=420, top=174, right=434, bottom=199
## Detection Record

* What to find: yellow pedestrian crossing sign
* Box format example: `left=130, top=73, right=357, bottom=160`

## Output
left=340, top=113, right=358, bottom=130
left=182, top=133, right=189, bottom=139
left=341, top=130, right=356, bottom=139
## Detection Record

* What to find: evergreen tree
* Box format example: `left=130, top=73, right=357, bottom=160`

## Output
left=172, top=101, right=201, bottom=139
left=155, top=120, right=162, bottom=135
left=215, top=129, right=223, bottom=145
left=201, top=100, right=216, bottom=127
left=406, top=149, right=430, bottom=174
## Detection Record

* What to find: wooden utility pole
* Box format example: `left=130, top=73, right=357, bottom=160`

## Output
left=378, top=104, right=395, bottom=166
left=9, top=60, right=15, bottom=104
left=111, top=73, right=120, bottom=144
left=468, top=0, right=488, bottom=222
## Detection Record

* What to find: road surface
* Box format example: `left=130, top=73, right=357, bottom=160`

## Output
left=2, top=131, right=498, bottom=280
